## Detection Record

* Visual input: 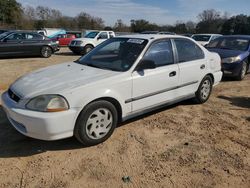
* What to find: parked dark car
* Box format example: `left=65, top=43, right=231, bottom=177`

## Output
left=206, top=35, right=250, bottom=80
left=0, top=30, right=8, bottom=34
left=0, top=31, right=59, bottom=58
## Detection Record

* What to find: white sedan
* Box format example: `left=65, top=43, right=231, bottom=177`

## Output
left=1, top=35, right=222, bottom=145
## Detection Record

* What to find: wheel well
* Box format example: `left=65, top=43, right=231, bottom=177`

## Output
left=41, top=45, right=52, bottom=52
left=85, top=44, right=94, bottom=48
left=206, top=73, right=214, bottom=84
left=89, top=97, right=122, bottom=122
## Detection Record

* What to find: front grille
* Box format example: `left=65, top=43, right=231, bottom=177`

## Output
left=70, top=41, right=82, bottom=46
left=8, top=89, right=20, bottom=103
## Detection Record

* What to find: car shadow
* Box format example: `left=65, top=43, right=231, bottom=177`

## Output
left=218, top=95, right=250, bottom=109
left=221, top=77, right=239, bottom=82
left=119, top=99, right=194, bottom=127
left=0, top=105, right=84, bottom=158
left=54, top=51, right=80, bottom=56
left=0, top=55, right=41, bottom=60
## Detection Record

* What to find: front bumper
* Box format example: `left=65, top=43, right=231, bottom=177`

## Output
left=1, top=92, right=80, bottom=141
left=51, top=44, right=60, bottom=52
left=222, top=62, right=243, bottom=77
left=68, top=46, right=84, bottom=54
left=213, top=70, right=223, bottom=86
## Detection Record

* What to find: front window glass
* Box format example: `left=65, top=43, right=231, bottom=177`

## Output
left=98, top=32, right=108, bottom=39
left=6, top=33, right=25, bottom=40
left=85, top=32, right=99, bottom=39
left=192, top=35, right=211, bottom=42
left=206, top=37, right=250, bottom=51
left=0, top=32, right=10, bottom=39
left=76, top=38, right=148, bottom=72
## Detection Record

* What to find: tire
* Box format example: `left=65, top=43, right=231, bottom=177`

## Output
left=41, top=46, right=52, bottom=58
left=74, top=100, right=118, bottom=146
left=194, top=75, right=213, bottom=104
left=83, top=45, right=94, bottom=54
left=236, top=61, right=247, bottom=81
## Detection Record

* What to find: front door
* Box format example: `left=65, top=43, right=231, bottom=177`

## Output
left=96, top=32, right=108, bottom=45
left=131, top=39, right=179, bottom=112
left=0, top=33, right=24, bottom=56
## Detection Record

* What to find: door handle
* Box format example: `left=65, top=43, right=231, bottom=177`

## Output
left=200, top=64, right=206, bottom=69
left=169, top=71, right=176, bottom=77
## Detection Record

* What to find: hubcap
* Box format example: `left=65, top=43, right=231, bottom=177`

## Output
left=241, top=63, right=247, bottom=79
left=86, top=108, right=113, bottom=140
left=42, top=47, right=50, bottom=57
left=200, top=80, right=211, bottom=100
left=86, top=47, right=92, bottom=53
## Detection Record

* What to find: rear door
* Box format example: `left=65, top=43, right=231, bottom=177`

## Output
left=21, top=33, right=44, bottom=55
left=131, top=39, right=180, bottom=112
left=173, top=38, right=207, bottom=96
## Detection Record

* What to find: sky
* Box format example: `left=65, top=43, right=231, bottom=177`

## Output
left=17, top=0, right=250, bottom=26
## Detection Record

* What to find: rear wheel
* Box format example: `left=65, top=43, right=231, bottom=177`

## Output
left=236, top=61, right=247, bottom=81
left=74, top=100, right=118, bottom=146
left=194, top=76, right=213, bottom=104
left=41, top=46, right=52, bottom=58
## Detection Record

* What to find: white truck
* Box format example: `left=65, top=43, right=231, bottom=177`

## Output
left=68, top=30, right=115, bottom=55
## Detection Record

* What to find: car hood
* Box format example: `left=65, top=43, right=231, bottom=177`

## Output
left=10, top=62, right=119, bottom=98
left=207, top=48, right=246, bottom=59
left=72, top=38, right=95, bottom=42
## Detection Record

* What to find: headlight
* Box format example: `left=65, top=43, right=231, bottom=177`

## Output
left=26, top=95, right=69, bottom=112
left=222, top=56, right=241, bottom=63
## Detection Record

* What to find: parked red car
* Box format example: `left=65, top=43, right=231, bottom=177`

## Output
left=57, top=34, right=76, bottom=46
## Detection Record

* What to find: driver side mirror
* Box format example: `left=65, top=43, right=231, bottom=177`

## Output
left=136, top=59, right=156, bottom=71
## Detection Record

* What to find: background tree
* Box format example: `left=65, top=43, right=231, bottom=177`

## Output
left=221, top=14, right=250, bottom=35
left=196, top=9, right=226, bottom=33
left=76, top=12, right=104, bottom=30
left=130, top=19, right=159, bottom=33
left=0, top=0, right=23, bottom=28
left=113, top=19, right=130, bottom=32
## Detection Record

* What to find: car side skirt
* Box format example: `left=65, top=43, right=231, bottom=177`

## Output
left=122, top=93, right=195, bottom=122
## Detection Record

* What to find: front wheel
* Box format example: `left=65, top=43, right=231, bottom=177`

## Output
left=74, top=100, right=118, bottom=146
left=83, top=45, right=94, bottom=54
left=236, top=61, right=247, bottom=81
left=41, top=46, right=52, bottom=58
left=194, top=76, right=213, bottom=104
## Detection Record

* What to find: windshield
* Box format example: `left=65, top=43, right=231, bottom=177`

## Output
left=84, top=31, right=99, bottom=39
left=76, top=38, right=148, bottom=72
left=192, top=35, right=211, bottom=42
left=0, top=32, right=11, bottom=40
left=206, top=37, right=250, bottom=51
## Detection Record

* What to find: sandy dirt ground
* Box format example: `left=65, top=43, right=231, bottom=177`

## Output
left=0, top=48, right=249, bottom=188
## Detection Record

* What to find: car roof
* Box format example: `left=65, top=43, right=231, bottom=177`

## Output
left=192, top=34, right=222, bottom=36
left=220, top=35, right=250, bottom=39
left=116, top=34, right=188, bottom=40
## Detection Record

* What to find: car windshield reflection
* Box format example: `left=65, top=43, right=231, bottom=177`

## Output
left=76, top=38, right=148, bottom=72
